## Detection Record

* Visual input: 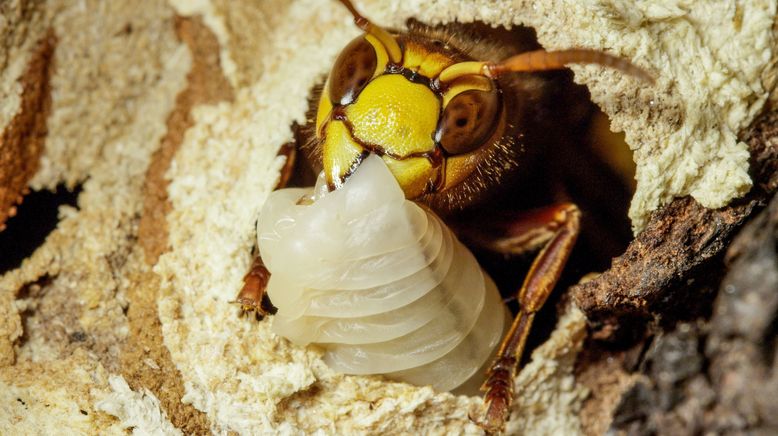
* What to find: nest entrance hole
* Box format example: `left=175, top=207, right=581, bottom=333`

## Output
left=286, top=20, right=638, bottom=381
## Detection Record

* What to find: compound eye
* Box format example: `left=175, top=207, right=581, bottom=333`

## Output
left=435, top=88, right=501, bottom=155
left=328, top=37, right=378, bottom=105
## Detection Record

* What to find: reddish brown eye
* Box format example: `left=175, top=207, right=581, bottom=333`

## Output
left=328, top=37, right=378, bottom=105
left=435, top=89, right=501, bottom=155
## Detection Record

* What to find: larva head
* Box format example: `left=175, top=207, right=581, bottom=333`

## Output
left=317, top=0, right=653, bottom=201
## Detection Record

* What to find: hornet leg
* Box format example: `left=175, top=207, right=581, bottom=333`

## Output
left=475, top=203, right=581, bottom=433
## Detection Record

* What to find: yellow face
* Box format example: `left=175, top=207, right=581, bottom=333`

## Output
left=315, top=34, right=504, bottom=199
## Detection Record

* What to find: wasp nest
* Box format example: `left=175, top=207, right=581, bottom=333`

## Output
left=0, top=0, right=775, bottom=434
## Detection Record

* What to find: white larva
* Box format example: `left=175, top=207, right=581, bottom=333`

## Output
left=258, top=155, right=507, bottom=392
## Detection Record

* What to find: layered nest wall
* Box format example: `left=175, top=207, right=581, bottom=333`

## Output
left=0, top=1, right=776, bottom=434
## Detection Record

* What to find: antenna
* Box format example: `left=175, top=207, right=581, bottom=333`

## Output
left=337, top=0, right=402, bottom=64
left=439, top=48, right=654, bottom=84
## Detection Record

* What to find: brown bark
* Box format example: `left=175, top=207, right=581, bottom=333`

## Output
left=609, top=191, right=778, bottom=435
left=572, top=108, right=778, bottom=434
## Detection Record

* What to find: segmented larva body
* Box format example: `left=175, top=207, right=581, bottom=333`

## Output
left=258, top=155, right=507, bottom=392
